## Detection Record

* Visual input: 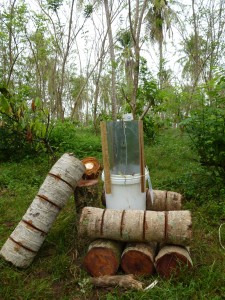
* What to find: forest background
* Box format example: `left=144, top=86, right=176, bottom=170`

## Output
left=1, top=0, right=225, bottom=156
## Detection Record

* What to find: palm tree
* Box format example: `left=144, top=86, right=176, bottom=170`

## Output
left=145, top=0, right=176, bottom=89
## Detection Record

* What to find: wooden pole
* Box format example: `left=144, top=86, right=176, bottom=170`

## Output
left=138, top=121, right=145, bottom=193
left=100, top=122, right=111, bottom=194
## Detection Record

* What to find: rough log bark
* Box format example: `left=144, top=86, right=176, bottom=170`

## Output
left=90, top=275, right=143, bottom=290
left=74, top=179, right=99, bottom=214
left=83, top=239, right=123, bottom=277
left=155, top=245, right=193, bottom=278
left=79, top=207, right=192, bottom=246
left=121, top=242, right=156, bottom=275
left=146, top=189, right=182, bottom=211
left=0, top=153, right=85, bottom=268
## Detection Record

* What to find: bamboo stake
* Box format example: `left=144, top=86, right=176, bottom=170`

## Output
left=100, top=122, right=111, bottom=194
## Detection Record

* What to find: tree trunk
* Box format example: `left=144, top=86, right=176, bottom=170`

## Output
left=74, top=179, right=99, bottom=214
left=128, top=0, right=148, bottom=119
left=155, top=245, right=193, bottom=278
left=79, top=207, right=192, bottom=246
left=104, top=0, right=117, bottom=120
left=146, top=189, right=182, bottom=211
left=0, top=153, right=85, bottom=268
left=83, top=239, right=123, bottom=277
left=159, top=39, right=163, bottom=89
left=121, top=242, right=156, bottom=276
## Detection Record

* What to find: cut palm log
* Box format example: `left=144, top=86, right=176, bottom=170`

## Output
left=90, top=275, right=143, bottom=290
left=155, top=245, right=193, bottom=278
left=0, top=153, right=85, bottom=268
left=121, top=242, right=156, bottom=276
left=82, top=157, right=101, bottom=179
left=79, top=207, right=192, bottom=246
left=83, top=239, right=123, bottom=277
left=74, top=178, right=99, bottom=214
left=146, top=189, right=182, bottom=211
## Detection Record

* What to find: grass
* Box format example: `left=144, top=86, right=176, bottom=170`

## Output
left=0, top=128, right=225, bottom=299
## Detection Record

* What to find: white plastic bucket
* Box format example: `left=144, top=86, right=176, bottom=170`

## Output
left=102, top=168, right=149, bottom=210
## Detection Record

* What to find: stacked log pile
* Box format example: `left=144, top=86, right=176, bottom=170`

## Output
left=81, top=190, right=193, bottom=279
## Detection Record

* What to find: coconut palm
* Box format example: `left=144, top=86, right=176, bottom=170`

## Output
left=145, top=0, right=177, bottom=88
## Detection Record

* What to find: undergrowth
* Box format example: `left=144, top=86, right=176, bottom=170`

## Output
left=0, top=128, right=224, bottom=299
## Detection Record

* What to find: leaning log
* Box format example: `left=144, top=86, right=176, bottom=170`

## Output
left=155, top=245, right=193, bottom=278
left=83, top=239, right=123, bottom=277
left=121, top=242, right=156, bottom=276
left=146, top=189, right=182, bottom=211
left=79, top=207, right=192, bottom=246
left=0, top=153, right=85, bottom=268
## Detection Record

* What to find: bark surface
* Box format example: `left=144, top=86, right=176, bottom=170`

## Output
left=0, top=153, right=85, bottom=268
left=146, top=189, right=182, bottom=211
left=79, top=207, right=192, bottom=246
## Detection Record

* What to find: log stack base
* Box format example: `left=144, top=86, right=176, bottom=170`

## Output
left=82, top=189, right=193, bottom=280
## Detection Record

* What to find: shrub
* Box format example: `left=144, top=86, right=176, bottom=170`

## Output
left=0, top=85, right=52, bottom=161
left=181, top=72, right=225, bottom=178
left=49, top=120, right=102, bottom=160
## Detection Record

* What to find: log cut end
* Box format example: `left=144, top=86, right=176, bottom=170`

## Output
left=155, top=246, right=193, bottom=278
left=121, top=249, right=155, bottom=276
left=82, top=157, right=101, bottom=180
left=83, top=247, right=120, bottom=277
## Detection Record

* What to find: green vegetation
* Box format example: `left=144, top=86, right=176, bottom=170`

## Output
left=0, top=128, right=224, bottom=300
